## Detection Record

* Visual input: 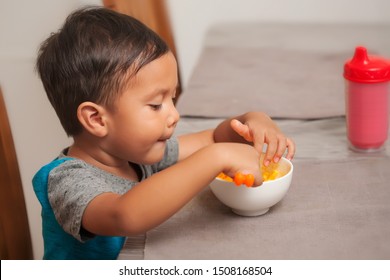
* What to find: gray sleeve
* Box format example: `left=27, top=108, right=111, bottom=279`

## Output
left=153, top=137, right=179, bottom=172
left=47, top=160, right=132, bottom=242
left=47, top=137, right=178, bottom=241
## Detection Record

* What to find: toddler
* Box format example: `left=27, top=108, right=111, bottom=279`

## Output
left=33, top=7, right=295, bottom=259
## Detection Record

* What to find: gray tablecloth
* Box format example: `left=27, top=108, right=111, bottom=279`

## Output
left=176, top=23, right=390, bottom=119
left=117, top=117, right=390, bottom=260
left=144, top=158, right=390, bottom=260
left=141, top=117, right=390, bottom=260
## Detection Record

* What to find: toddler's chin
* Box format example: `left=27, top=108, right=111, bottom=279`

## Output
left=139, top=147, right=165, bottom=165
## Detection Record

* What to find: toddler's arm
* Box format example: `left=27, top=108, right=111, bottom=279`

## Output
left=82, top=142, right=261, bottom=236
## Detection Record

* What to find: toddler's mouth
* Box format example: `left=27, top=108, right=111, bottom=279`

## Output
left=158, top=137, right=170, bottom=143
left=158, top=134, right=173, bottom=142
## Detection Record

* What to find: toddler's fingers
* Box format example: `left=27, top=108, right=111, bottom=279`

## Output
left=230, top=119, right=252, bottom=142
left=285, top=137, right=295, bottom=160
left=251, top=127, right=265, bottom=155
left=273, top=134, right=288, bottom=163
left=252, top=176, right=263, bottom=187
left=263, top=135, right=277, bottom=166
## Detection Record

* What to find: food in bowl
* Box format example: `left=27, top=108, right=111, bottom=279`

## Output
left=210, top=157, right=293, bottom=216
left=217, top=161, right=283, bottom=184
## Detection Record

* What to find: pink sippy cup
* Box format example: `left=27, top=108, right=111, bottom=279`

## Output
left=344, top=46, right=390, bottom=152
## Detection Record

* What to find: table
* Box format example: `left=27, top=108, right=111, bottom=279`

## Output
left=118, top=22, right=390, bottom=260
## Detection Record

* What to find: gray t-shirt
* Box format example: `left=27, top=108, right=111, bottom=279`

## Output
left=47, top=137, right=179, bottom=241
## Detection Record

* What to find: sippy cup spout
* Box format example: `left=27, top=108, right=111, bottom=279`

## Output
left=351, top=46, right=369, bottom=65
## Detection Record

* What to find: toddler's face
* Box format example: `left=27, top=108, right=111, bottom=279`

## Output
left=103, top=52, right=180, bottom=164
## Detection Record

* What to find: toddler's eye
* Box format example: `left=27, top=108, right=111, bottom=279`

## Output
left=149, top=104, right=162, bottom=111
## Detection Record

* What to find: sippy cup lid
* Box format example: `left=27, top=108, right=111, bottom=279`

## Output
left=344, top=46, right=390, bottom=83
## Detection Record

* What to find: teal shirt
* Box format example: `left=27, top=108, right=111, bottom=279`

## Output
left=32, top=138, right=178, bottom=259
left=33, top=158, right=125, bottom=260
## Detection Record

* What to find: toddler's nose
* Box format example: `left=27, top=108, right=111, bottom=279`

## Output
left=167, top=104, right=180, bottom=128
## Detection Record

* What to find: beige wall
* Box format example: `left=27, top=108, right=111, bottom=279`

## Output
left=1, top=0, right=389, bottom=259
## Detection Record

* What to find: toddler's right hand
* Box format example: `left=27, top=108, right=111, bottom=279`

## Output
left=215, top=143, right=263, bottom=187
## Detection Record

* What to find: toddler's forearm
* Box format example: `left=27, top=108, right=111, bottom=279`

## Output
left=115, top=143, right=229, bottom=234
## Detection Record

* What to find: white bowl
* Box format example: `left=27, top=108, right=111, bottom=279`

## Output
left=209, top=157, right=293, bottom=216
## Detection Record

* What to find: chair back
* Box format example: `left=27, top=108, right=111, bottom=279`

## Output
left=0, top=87, right=33, bottom=259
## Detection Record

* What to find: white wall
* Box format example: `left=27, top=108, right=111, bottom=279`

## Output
left=1, top=0, right=389, bottom=259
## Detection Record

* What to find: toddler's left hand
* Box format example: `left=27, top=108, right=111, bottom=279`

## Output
left=230, top=112, right=295, bottom=166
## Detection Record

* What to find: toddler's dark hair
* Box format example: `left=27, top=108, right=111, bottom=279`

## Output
left=36, top=6, right=169, bottom=136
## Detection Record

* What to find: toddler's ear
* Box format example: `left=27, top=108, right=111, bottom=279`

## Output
left=77, top=102, right=108, bottom=137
